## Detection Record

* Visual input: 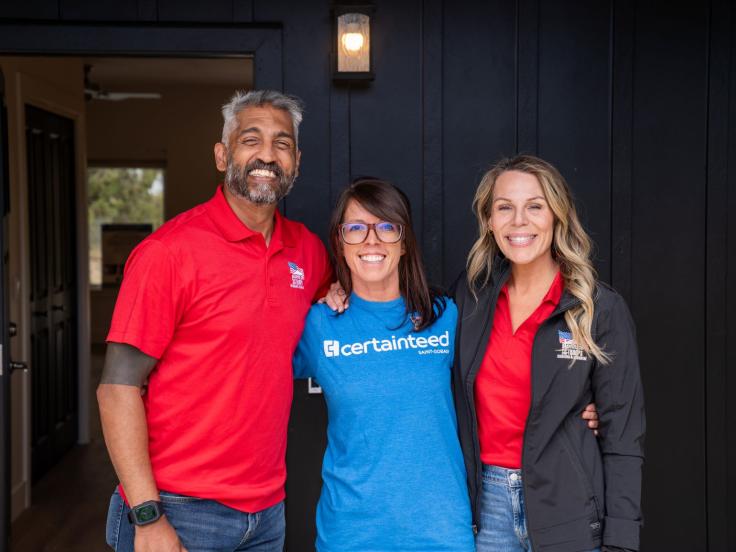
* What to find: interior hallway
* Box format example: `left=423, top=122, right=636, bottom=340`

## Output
left=10, top=347, right=115, bottom=551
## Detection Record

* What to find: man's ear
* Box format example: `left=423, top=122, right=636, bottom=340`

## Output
left=214, top=142, right=228, bottom=172
left=294, top=148, right=302, bottom=177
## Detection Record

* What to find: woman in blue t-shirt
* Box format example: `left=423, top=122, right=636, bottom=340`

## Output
left=293, top=179, right=475, bottom=551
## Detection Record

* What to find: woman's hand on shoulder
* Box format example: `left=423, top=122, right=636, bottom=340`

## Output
left=318, top=281, right=349, bottom=313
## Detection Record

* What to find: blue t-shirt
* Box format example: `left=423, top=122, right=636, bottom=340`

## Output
left=293, top=294, right=474, bottom=552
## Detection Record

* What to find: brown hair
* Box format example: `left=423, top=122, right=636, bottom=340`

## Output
left=329, top=178, right=444, bottom=332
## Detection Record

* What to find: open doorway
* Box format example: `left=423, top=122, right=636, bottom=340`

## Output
left=1, top=54, right=252, bottom=551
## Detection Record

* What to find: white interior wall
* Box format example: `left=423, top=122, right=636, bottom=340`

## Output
left=85, top=85, right=239, bottom=343
left=86, top=85, right=237, bottom=218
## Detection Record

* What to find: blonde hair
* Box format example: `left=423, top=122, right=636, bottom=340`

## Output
left=467, top=155, right=610, bottom=364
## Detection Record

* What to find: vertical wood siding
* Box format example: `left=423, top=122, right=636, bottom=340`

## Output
left=0, top=0, right=733, bottom=549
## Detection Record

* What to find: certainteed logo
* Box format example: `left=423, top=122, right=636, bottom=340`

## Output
left=323, top=340, right=340, bottom=357
left=322, top=331, right=451, bottom=358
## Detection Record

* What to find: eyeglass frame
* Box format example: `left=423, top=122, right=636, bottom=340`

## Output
left=338, top=221, right=405, bottom=244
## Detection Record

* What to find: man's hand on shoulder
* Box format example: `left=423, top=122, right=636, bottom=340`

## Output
left=318, top=281, right=349, bottom=313
left=134, top=517, right=188, bottom=552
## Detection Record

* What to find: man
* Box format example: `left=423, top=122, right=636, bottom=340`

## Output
left=98, top=90, right=332, bottom=552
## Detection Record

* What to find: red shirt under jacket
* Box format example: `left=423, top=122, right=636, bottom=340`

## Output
left=108, top=186, right=332, bottom=512
left=474, top=271, right=563, bottom=469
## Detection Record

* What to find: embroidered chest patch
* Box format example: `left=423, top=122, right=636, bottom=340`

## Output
left=288, top=261, right=305, bottom=290
left=556, top=330, right=588, bottom=361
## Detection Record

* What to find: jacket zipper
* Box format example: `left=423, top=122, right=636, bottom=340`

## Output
left=521, top=320, right=542, bottom=552
left=521, top=298, right=580, bottom=551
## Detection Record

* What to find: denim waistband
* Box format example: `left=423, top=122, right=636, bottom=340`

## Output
left=482, top=464, right=523, bottom=488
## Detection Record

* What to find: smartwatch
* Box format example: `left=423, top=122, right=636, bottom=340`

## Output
left=127, top=500, right=163, bottom=526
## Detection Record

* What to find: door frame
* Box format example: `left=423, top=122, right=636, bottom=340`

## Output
left=0, top=23, right=283, bottom=90
left=0, top=21, right=284, bottom=530
left=1, top=65, right=10, bottom=552
left=1, top=67, right=87, bottom=525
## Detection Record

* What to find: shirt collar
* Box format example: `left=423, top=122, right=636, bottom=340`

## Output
left=205, top=185, right=296, bottom=247
left=274, top=209, right=297, bottom=248
left=269, top=210, right=297, bottom=251
left=542, top=270, right=564, bottom=305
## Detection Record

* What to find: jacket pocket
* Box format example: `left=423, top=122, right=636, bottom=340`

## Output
left=561, top=418, right=601, bottom=525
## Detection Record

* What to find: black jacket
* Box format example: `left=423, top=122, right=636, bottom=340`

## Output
left=452, top=260, right=645, bottom=551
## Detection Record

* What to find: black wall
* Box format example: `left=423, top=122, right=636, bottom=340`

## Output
left=0, top=1, right=734, bottom=550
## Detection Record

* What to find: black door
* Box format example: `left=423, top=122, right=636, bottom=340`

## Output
left=25, top=105, right=78, bottom=483
left=1, top=68, right=11, bottom=552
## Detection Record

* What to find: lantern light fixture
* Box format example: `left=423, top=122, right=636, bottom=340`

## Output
left=333, top=5, right=374, bottom=81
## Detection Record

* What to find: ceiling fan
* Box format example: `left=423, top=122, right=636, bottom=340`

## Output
left=84, top=64, right=162, bottom=102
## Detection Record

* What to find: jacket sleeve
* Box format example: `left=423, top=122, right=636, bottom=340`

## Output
left=447, top=271, right=465, bottom=301
left=592, top=292, right=645, bottom=551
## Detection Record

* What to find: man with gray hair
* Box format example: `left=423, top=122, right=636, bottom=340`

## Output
left=98, top=90, right=332, bottom=552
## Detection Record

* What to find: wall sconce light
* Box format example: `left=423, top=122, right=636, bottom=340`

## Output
left=333, top=5, right=374, bottom=81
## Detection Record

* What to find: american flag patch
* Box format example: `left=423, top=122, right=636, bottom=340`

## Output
left=556, top=329, right=587, bottom=361
left=288, top=262, right=305, bottom=289
left=288, top=262, right=305, bottom=277
left=558, top=330, right=574, bottom=344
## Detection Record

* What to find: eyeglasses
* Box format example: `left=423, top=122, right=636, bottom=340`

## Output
left=339, top=222, right=404, bottom=244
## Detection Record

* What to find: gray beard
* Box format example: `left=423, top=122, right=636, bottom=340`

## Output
left=224, top=159, right=296, bottom=205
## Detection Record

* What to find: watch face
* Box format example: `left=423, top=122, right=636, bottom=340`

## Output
left=136, top=505, right=158, bottom=523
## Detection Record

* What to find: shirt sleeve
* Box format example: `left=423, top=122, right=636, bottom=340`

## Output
left=592, top=293, right=645, bottom=551
left=106, top=239, right=185, bottom=359
left=293, top=306, right=322, bottom=379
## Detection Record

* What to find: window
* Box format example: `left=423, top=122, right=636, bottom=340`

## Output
left=87, top=167, right=164, bottom=286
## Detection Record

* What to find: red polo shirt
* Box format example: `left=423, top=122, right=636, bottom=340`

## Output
left=107, top=186, right=332, bottom=512
left=475, top=271, right=563, bottom=469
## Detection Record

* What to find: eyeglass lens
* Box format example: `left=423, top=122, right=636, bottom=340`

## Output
left=341, top=222, right=402, bottom=244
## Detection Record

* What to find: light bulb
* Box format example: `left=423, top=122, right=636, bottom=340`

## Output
left=341, top=32, right=364, bottom=53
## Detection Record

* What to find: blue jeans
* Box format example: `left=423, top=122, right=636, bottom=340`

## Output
left=476, top=465, right=599, bottom=552
left=105, top=489, right=285, bottom=552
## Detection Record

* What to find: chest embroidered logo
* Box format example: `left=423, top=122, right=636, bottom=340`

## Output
left=288, top=262, right=305, bottom=290
left=556, top=330, right=588, bottom=361
left=322, top=331, right=451, bottom=358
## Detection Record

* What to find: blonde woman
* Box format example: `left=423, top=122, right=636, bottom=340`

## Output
left=452, top=155, right=644, bottom=552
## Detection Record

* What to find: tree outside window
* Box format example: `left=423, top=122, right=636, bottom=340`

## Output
left=87, top=167, right=164, bottom=286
